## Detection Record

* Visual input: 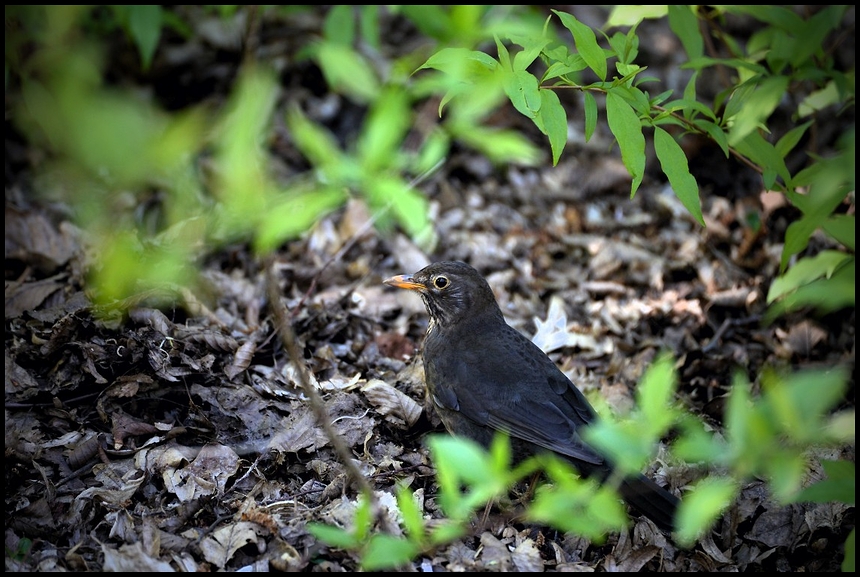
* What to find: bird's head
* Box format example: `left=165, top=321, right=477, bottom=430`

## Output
left=384, top=261, right=503, bottom=329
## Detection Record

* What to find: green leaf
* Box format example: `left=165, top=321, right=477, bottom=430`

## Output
left=775, top=121, right=812, bottom=158
left=511, top=36, right=549, bottom=72
left=691, top=119, right=730, bottom=157
left=672, top=414, right=729, bottom=463
left=450, top=122, right=542, bottom=165
left=662, top=97, right=717, bottom=121
left=798, top=80, right=845, bottom=118
left=732, top=131, right=791, bottom=187
left=763, top=367, right=849, bottom=446
left=767, top=250, right=853, bottom=303
left=794, top=460, right=855, bottom=505
left=285, top=106, right=344, bottom=170
left=428, top=520, right=466, bottom=546
left=605, top=5, right=668, bottom=28
left=654, top=126, right=704, bottom=226
left=552, top=10, right=607, bottom=81
left=534, top=89, right=567, bottom=166
left=605, top=91, right=645, bottom=197
left=356, top=87, right=411, bottom=172
left=725, top=374, right=760, bottom=475
left=306, top=522, right=361, bottom=549
left=416, top=48, right=500, bottom=76
left=584, top=418, right=653, bottom=475
left=675, top=476, right=738, bottom=547
left=504, top=69, right=541, bottom=119
left=414, top=127, right=450, bottom=177
left=667, top=5, right=703, bottom=59
left=396, top=484, right=427, bottom=542
left=125, top=5, right=162, bottom=70
left=316, top=42, right=380, bottom=103
left=528, top=457, right=628, bottom=540
left=636, top=352, right=679, bottom=436
left=822, top=214, right=855, bottom=251
left=365, top=176, right=430, bottom=240
left=765, top=259, right=855, bottom=320
left=428, top=434, right=514, bottom=520
left=727, top=76, right=789, bottom=147
left=323, top=5, right=355, bottom=46
left=353, top=492, right=373, bottom=542
left=763, top=449, right=809, bottom=501
left=361, top=535, right=419, bottom=571
left=843, top=528, right=856, bottom=572
left=583, top=91, right=598, bottom=142
left=255, top=188, right=346, bottom=253
left=494, top=34, right=512, bottom=72
left=358, top=5, right=380, bottom=50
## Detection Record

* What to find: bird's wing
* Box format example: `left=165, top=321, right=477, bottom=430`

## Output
left=429, top=323, right=605, bottom=466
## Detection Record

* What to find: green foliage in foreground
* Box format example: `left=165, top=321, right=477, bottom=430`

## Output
left=6, top=5, right=855, bottom=571
left=309, top=354, right=854, bottom=570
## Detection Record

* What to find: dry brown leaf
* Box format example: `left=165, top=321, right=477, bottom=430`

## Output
left=100, top=541, right=175, bottom=572
left=361, top=378, right=422, bottom=427
left=199, top=521, right=266, bottom=569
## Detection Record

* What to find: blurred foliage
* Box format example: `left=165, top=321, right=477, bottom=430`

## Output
left=5, top=4, right=855, bottom=571
left=309, top=354, right=853, bottom=568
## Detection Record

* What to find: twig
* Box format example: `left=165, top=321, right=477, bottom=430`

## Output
left=264, top=255, right=394, bottom=533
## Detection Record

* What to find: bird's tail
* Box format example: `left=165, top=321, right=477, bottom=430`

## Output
left=619, top=473, right=679, bottom=533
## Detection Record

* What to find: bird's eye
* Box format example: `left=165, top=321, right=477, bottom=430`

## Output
left=433, top=276, right=449, bottom=289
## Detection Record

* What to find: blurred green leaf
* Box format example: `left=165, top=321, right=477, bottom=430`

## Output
left=528, top=456, right=629, bottom=541
left=449, top=122, right=542, bottom=165
left=822, top=214, right=855, bottom=251
left=124, top=5, right=162, bottom=70
left=763, top=449, right=809, bottom=501
left=361, top=535, right=419, bottom=571
left=794, top=460, right=855, bottom=505
left=675, top=476, right=737, bottom=547
left=286, top=105, right=346, bottom=171
left=255, top=188, right=346, bottom=253
left=763, top=366, right=849, bottom=445
left=765, top=258, right=854, bottom=320
left=427, top=434, right=519, bottom=521
left=323, top=5, right=356, bottom=46
left=606, top=5, right=668, bottom=28
left=672, top=414, right=728, bottom=463
left=636, top=351, right=680, bottom=436
left=307, top=522, right=361, bottom=550
left=767, top=250, right=853, bottom=304
left=316, top=42, right=380, bottom=103
left=843, top=528, right=856, bottom=572
left=357, top=87, right=411, bottom=172
left=396, top=484, right=426, bottom=543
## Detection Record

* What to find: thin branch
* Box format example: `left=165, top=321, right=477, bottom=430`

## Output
left=264, top=255, right=395, bottom=533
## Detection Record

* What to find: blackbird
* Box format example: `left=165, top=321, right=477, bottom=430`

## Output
left=384, top=260, right=679, bottom=532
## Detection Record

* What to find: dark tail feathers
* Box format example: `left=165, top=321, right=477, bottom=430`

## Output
left=619, top=473, right=679, bottom=533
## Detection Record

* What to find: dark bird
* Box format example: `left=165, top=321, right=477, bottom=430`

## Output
left=384, top=260, right=679, bottom=532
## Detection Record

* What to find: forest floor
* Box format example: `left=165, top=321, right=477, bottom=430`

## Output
left=5, top=6, right=854, bottom=572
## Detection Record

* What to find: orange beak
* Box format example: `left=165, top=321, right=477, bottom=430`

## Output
left=384, top=274, right=425, bottom=291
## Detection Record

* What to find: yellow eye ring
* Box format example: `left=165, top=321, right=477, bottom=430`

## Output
left=433, top=276, right=449, bottom=289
